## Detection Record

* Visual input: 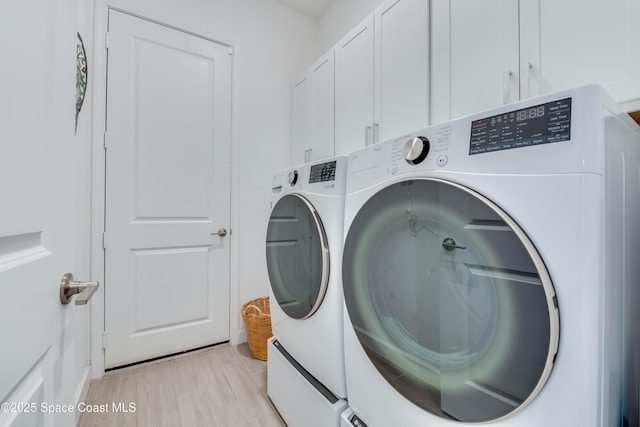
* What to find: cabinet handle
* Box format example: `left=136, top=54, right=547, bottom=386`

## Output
left=304, top=148, right=312, bottom=163
left=374, top=123, right=379, bottom=144
left=503, top=70, right=519, bottom=104
left=365, top=125, right=372, bottom=146
left=503, top=70, right=513, bottom=104
left=527, top=62, right=534, bottom=98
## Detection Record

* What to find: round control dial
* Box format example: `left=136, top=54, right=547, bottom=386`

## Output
left=404, top=136, right=430, bottom=165
left=287, top=170, right=298, bottom=186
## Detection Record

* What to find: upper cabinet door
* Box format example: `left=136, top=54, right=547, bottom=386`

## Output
left=448, top=0, right=519, bottom=119
left=334, top=0, right=431, bottom=156
left=290, top=51, right=335, bottom=166
left=523, top=0, right=640, bottom=110
left=290, top=74, right=314, bottom=166
left=311, top=53, right=335, bottom=161
left=375, top=0, right=430, bottom=143
left=335, top=15, right=375, bottom=156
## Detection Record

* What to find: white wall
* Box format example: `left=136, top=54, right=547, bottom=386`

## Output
left=317, top=0, right=384, bottom=55
left=94, top=0, right=317, bottom=347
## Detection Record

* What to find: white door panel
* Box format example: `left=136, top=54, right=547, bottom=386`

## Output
left=105, top=10, right=232, bottom=368
left=1, top=0, right=90, bottom=425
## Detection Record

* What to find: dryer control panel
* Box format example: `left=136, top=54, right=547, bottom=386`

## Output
left=469, top=97, right=572, bottom=155
left=309, top=160, right=337, bottom=183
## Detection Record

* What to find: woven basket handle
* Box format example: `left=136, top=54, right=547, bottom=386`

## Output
left=244, top=304, right=263, bottom=316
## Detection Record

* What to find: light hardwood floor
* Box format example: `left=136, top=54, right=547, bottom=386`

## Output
left=78, top=343, right=286, bottom=427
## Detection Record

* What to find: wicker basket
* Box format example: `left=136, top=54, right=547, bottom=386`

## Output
left=241, top=296, right=273, bottom=361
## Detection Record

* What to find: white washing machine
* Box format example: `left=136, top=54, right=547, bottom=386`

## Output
left=340, top=86, right=640, bottom=426
left=266, top=157, right=348, bottom=426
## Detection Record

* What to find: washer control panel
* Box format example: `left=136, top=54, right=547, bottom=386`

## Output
left=385, top=124, right=453, bottom=176
left=347, top=86, right=604, bottom=187
left=469, top=97, right=572, bottom=155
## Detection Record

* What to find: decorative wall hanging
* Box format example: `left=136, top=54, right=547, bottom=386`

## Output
left=75, top=32, right=88, bottom=133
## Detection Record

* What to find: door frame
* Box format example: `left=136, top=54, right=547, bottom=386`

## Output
left=89, top=1, right=240, bottom=379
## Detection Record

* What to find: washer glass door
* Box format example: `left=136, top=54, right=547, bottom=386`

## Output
left=266, top=194, right=329, bottom=319
left=342, top=178, right=559, bottom=423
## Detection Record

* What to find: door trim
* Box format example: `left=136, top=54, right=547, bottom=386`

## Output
left=90, top=2, right=238, bottom=379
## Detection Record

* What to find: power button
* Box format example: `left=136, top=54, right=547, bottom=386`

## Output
left=437, top=155, right=448, bottom=167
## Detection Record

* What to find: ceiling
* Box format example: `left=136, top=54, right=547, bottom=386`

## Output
left=273, top=0, right=336, bottom=18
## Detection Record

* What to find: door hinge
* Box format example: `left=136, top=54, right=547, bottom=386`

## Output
left=102, top=232, right=107, bottom=249
left=227, top=46, right=234, bottom=56
left=105, top=32, right=110, bottom=50
left=102, top=331, right=108, bottom=349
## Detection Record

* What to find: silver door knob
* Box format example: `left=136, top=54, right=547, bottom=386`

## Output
left=60, top=273, right=100, bottom=305
left=212, top=228, right=227, bottom=237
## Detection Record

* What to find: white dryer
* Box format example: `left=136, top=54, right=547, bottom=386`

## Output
left=340, top=86, right=640, bottom=426
left=266, top=157, right=348, bottom=427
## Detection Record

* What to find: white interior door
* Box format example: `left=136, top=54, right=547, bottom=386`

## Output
left=0, top=0, right=92, bottom=425
left=104, top=10, right=232, bottom=369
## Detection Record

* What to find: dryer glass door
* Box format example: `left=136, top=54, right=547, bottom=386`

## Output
left=266, top=194, right=329, bottom=319
left=342, top=178, right=559, bottom=423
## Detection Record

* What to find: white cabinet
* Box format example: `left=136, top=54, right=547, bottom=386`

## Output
left=334, top=15, right=374, bottom=155
left=375, top=0, right=431, bottom=143
left=432, top=0, right=640, bottom=123
left=290, top=51, right=335, bottom=166
left=334, top=0, right=430, bottom=155
left=432, top=0, right=519, bottom=122
left=530, top=0, right=640, bottom=111
left=290, top=72, right=313, bottom=165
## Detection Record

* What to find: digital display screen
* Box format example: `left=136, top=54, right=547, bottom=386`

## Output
left=309, top=160, right=337, bottom=183
left=469, top=97, right=571, bottom=155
